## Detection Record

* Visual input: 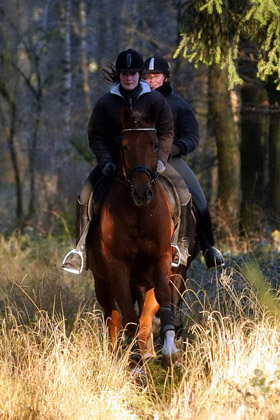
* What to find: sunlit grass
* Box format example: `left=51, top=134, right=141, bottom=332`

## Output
left=0, top=308, right=150, bottom=420
left=0, top=232, right=280, bottom=419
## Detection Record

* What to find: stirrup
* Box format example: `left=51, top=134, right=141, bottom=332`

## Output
left=171, top=244, right=181, bottom=268
left=62, top=249, right=84, bottom=274
left=204, top=246, right=225, bottom=270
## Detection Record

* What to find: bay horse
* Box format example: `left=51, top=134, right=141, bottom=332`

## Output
left=87, top=105, right=180, bottom=367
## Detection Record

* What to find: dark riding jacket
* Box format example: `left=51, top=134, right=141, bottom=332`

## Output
left=88, top=80, right=174, bottom=168
left=156, top=82, right=199, bottom=156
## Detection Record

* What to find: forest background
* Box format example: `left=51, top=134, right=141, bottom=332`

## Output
left=1, top=1, right=280, bottom=418
left=1, top=0, right=280, bottom=245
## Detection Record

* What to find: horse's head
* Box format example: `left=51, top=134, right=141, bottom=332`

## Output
left=120, top=105, right=159, bottom=206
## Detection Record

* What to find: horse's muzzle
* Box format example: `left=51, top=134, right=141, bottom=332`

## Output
left=132, top=185, right=153, bottom=206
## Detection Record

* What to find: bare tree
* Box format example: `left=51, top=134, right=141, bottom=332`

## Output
left=209, top=65, right=241, bottom=239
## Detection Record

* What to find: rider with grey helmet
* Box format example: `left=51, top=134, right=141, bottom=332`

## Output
left=143, top=54, right=224, bottom=269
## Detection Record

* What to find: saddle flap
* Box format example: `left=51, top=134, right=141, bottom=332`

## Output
left=159, top=174, right=191, bottom=226
left=159, top=174, right=191, bottom=252
left=88, top=176, right=113, bottom=220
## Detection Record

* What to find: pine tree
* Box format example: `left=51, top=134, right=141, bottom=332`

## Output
left=176, top=0, right=280, bottom=231
left=175, top=0, right=280, bottom=89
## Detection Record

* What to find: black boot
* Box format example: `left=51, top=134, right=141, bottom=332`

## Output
left=195, top=206, right=225, bottom=270
left=62, top=198, right=89, bottom=274
left=204, top=246, right=225, bottom=270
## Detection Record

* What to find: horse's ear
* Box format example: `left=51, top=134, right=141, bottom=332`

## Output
left=147, top=104, right=156, bottom=124
left=120, top=106, right=132, bottom=128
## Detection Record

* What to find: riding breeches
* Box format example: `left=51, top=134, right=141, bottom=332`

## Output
left=79, top=165, right=102, bottom=205
left=169, top=156, right=207, bottom=214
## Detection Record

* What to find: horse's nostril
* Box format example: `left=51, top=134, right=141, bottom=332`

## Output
left=132, top=187, right=153, bottom=205
left=146, top=188, right=153, bottom=201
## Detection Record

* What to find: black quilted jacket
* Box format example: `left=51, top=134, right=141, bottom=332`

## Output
left=88, top=81, right=174, bottom=167
left=156, top=82, right=199, bottom=156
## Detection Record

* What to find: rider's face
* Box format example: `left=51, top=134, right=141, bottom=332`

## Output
left=120, top=71, right=140, bottom=90
left=143, top=73, right=166, bottom=90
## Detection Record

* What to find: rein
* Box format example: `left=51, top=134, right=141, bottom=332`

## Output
left=122, top=128, right=157, bottom=133
left=119, top=127, right=158, bottom=189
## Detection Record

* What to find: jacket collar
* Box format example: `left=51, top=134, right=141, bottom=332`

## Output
left=156, top=81, right=172, bottom=97
left=110, top=80, right=151, bottom=98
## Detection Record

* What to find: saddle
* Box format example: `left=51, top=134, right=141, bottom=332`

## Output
left=159, top=174, right=192, bottom=267
left=159, top=174, right=181, bottom=238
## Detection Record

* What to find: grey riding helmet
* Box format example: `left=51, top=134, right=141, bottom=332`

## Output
left=143, top=55, right=170, bottom=77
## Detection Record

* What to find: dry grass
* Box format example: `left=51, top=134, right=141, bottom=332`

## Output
left=0, top=232, right=280, bottom=419
left=0, top=308, right=150, bottom=420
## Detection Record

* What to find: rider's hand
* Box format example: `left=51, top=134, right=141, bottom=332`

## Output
left=101, top=162, right=117, bottom=177
left=171, top=144, right=181, bottom=157
left=156, top=159, right=166, bottom=174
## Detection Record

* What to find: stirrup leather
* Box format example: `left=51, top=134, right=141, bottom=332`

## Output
left=62, top=249, right=84, bottom=274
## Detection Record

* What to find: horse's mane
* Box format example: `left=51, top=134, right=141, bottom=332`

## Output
left=121, top=106, right=156, bottom=129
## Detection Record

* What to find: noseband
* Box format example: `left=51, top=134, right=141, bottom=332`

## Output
left=120, top=127, right=159, bottom=189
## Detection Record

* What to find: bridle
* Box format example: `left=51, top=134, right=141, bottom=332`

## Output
left=120, top=127, right=159, bottom=189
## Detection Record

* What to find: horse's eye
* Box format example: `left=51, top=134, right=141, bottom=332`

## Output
left=122, top=145, right=128, bottom=152
left=153, top=144, right=159, bottom=152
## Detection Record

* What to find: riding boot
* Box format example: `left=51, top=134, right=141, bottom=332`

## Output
left=196, top=206, right=225, bottom=270
left=62, top=198, right=90, bottom=274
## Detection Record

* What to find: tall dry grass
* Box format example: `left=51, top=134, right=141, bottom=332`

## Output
left=0, top=232, right=280, bottom=419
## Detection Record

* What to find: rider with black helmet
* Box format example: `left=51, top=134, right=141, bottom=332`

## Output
left=143, top=54, right=224, bottom=269
left=62, top=49, right=174, bottom=274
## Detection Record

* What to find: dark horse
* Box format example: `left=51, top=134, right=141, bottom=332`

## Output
left=87, top=105, right=181, bottom=367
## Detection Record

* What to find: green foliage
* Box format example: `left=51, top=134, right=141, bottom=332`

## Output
left=242, top=262, right=280, bottom=319
left=243, top=0, right=280, bottom=87
left=175, top=0, right=280, bottom=89
left=250, top=368, right=280, bottom=394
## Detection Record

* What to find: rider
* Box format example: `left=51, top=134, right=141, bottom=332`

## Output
left=143, top=54, right=224, bottom=269
left=62, top=49, right=176, bottom=274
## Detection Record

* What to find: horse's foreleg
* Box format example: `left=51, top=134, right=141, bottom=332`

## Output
left=105, top=263, right=139, bottom=340
left=153, top=256, right=180, bottom=367
left=152, top=255, right=172, bottom=307
left=108, top=310, right=121, bottom=347
left=138, top=288, right=159, bottom=358
left=94, top=275, right=119, bottom=345
left=170, top=268, right=187, bottom=331
left=157, top=306, right=180, bottom=367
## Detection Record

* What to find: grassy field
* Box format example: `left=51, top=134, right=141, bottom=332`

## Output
left=0, top=231, right=280, bottom=419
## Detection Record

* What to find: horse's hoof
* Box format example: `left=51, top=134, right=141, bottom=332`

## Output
left=161, top=350, right=181, bottom=369
left=130, top=366, right=148, bottom=387
left=143, top=351, right=157, bottom=360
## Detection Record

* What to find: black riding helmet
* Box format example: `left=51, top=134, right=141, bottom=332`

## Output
left=116, top=49, right=144, bottom=73
left=143, top=55, right=170, bottom=77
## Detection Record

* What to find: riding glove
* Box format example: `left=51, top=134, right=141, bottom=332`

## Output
left=156, top=159, right=166, bottom=174
left=101, top=162, right=117, bottom=177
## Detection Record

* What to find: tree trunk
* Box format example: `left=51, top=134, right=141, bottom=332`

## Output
left=0, top=81, right=23, bottom=226
left=209, top=64, right=241, bottom=239
left=266, top=77, right=280, bottom=218
left=8, top=104, right=23, bottom=225
left=61, top=0, right=72, bottom=141
left=27, top=95, right=42, bottom=220
left=79, top=0, right=91, bottom=119
left=240, top=85, right=269, bottom=227
left=269, top=109, right=280, bottom=216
